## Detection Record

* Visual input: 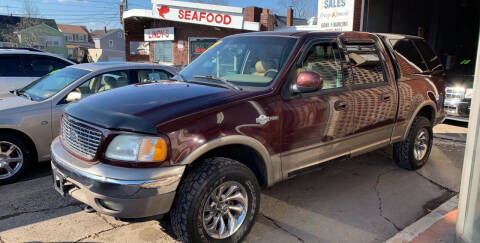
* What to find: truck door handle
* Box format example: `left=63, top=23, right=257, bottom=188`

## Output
left=334, top=100, right=347, bottom=111
left=382, top=94, right=391, bottom=102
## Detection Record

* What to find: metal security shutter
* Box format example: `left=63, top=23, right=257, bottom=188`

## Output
left=154, top=41, right=173, bottom=63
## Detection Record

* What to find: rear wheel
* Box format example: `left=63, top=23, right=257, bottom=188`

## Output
left=171, top=157, right=260, bottom=243
left=0, top=135, right=32, bottom=184
left=393, top=116, right=433, bottom=170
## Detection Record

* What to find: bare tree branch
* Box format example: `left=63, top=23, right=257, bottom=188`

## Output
left=277, top=0, right=316, bottom=19
left=0, top=0, right=43, bottom=48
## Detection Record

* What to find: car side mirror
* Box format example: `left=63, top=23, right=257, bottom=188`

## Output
left=292, top=71, right=323, bottom=93
left=65, top=91, right=82, bottom=102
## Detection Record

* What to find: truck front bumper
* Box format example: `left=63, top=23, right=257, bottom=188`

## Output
left=444, top=98, right=471, bottom=122
left=50, top=137, right=185, bottom=218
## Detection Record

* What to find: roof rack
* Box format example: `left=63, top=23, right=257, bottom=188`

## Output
left=0, top=47, right=44, bottom=52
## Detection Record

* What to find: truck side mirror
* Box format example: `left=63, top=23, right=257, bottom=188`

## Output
left=292, top=71, right=323, bottom=93
left=65, top=91, right=82, bottom=102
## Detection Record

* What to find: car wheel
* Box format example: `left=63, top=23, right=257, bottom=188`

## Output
left=0, top=134, right=32, bottom=184
left=171, top=157, right=260, bottom=243
left=393, top=116, right=433, bottom=170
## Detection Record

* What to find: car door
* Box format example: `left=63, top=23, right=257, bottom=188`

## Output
left=51, top=70, right=132, bottom=137
left=342, top=37, right=398, bottom=155
left=280, top=39, right=356, bottom=176
left=0, top=54, right=29, bottom=94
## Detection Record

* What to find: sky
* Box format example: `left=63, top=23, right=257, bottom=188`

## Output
left=0, top=0, right=317, bottom=31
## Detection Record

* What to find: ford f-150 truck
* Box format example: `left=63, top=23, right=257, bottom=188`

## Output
left=51, top=31, right=445, bottom=243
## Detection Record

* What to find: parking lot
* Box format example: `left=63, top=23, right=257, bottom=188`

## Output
left=0, top=123, right=465, bottom=243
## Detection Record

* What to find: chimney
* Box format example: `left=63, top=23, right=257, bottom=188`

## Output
left=286, top=8, right=293, bottom=27
left=244, top=6, right=262, bottom=22
left=260, top=8, right=274, bottom=31
left=104, top=26, right=107, bottom=33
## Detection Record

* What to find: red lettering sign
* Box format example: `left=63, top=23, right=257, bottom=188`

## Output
left=174, top=7, right=233, bottom=25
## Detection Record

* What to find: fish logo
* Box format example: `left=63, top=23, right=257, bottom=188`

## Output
left=157, top=6, right=170, bottom=18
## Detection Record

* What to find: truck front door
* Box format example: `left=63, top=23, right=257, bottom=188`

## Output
left=280, top=40, right=356, bottom=176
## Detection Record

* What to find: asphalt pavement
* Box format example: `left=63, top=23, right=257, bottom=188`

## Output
left=0, top=123, right=466, bottom=243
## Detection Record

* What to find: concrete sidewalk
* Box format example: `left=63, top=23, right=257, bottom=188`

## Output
left=386, top=196, right=458, bottom=243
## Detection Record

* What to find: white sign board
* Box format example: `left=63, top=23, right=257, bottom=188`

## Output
left=152, top=1, right=244, bottom=29
left=317, top=0, right=356, bottom=31
left=144, top=27, right=174, bottom=41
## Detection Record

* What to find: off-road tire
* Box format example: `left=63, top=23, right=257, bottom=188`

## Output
left=393, top=116, right=433, bottom=170
left=0, top=134, right=33, bottom=184
left=171, top=157, right=260, bottom=243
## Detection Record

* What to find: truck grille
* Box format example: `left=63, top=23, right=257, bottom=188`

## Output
left=61, top=115, right=102, bottom=160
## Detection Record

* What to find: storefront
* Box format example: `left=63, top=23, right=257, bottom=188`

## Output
left=122, top=0, right=302, bottom=66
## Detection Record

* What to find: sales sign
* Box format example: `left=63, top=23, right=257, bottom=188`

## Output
left=317, top=0, right=356, bottom=31
left=144, top=27, right=174, bottom=41
left=152, top=0, right=244, bottom=29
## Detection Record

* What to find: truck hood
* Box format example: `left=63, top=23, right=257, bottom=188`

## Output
left=66, top=81, right=255, bottom=134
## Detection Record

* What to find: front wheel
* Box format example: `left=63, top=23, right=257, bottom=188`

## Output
left=393, top=116, right=433, bottom=170
left=0, top=135, right=32, bottom=184
left=171, top=157, right=260, bottom=243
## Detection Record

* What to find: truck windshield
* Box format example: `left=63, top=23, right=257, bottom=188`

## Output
left=19, top=67, right=90, bottom=101
left=179, top=36, right=298, bottom=90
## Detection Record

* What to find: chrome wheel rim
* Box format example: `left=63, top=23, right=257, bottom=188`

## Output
left=414, top=128, right=429, bottom=161
left=0, top=141, right=23, bottom=180
left=202, top=181, right=248, bottom=239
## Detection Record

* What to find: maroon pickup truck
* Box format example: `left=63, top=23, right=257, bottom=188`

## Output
left=51, top=31, right=445, bottom=242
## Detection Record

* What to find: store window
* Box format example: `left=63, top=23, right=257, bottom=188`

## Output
left=154, top=41, right=172, bottom=63
left=129, top=41, right=149, bottom=55
left=189, top=38, right=218, bottom=63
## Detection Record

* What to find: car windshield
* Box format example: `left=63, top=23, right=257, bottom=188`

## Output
left=179, top=36, right=298, bottom=90
left=19, top=67, right=90, bottom=101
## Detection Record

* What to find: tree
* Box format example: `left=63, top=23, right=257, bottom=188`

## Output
left=0, top=0, right=43, bottom=48
left=277, top=0, right=316, bottom=19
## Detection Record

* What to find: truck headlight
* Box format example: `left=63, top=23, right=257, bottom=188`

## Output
left=105, top=135, right=167, bottom=162
left=465, top=88, right=474, bottom=99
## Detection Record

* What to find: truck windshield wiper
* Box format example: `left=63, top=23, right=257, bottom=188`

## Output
left=193, top=75, right=242, bottom=91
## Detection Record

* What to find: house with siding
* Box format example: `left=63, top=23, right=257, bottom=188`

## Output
left=57, top=24, right=94, bottom=63
left=0, top=15, right=67, bottom=57
left=88, top=28, right=125, bottom=62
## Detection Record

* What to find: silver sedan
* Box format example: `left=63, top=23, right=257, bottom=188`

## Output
left=0, top=62, right=177, bottom=184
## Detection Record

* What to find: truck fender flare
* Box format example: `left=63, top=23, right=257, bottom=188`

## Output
left=179, top=135, right=278, bottom=187
left=403, top=101, right=437, bottom=140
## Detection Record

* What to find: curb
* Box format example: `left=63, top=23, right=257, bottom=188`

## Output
left=385, top=195, right=458, bottom=243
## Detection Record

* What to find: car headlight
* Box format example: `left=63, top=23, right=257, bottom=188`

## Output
left=465, top=88, right=474, bottom=99
left=105, top=135, right=167, bottom=162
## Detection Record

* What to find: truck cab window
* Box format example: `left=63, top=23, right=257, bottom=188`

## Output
left=297, top=42, right=344, bottom=89
left=345, top=44, right=386, bottom=85
left=413, top=39, right=443, bottom=71
left=390, top=39, right=428, bottom=72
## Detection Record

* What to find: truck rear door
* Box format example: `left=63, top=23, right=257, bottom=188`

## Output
left=341, top=36, right=398, bottom=156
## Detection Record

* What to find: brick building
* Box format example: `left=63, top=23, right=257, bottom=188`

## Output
left=122, top=0, right=304, bottom=66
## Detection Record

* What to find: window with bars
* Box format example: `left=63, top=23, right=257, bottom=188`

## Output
left=154, top=41, right=173, bottom=63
